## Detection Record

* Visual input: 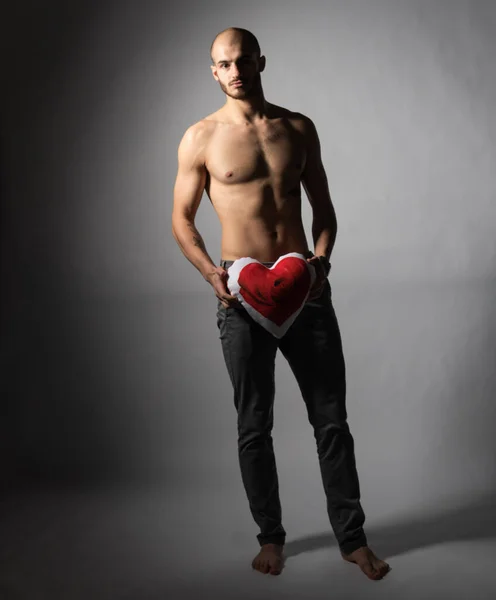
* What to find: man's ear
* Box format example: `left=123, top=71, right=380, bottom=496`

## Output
left=258, top=56, right=266, bottom=72
left=210, top=65, right=219, bottom=81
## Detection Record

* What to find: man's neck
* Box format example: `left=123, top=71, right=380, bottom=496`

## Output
left=223, top=94, right=271, bottom=125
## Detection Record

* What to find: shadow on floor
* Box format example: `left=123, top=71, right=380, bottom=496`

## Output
left=284, top=489, right=496, bottom=560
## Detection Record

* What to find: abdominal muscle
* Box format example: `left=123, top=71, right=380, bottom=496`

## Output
left=218, top=213, right=311, bottom=263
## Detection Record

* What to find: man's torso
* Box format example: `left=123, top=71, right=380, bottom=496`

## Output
left=196, top=103, right=312, bottom=262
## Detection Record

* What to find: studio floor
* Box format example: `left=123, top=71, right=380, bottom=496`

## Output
left=0, top=481, right=495, bottom=600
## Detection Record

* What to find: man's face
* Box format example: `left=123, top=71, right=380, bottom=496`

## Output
left=210, top=39, right=264, bottom=99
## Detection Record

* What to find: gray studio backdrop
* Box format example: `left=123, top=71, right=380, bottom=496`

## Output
left=2, top=0, right=496, bottom=524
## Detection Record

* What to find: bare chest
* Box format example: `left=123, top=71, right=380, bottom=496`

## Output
left=205, top=122, right=306, bottom=185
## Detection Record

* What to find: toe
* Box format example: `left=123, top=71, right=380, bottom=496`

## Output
left=375, top=560, right=390, bottom=577
left=362, top=561, right=381, bottom=580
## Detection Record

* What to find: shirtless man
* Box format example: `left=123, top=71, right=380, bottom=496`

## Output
left=171, top=27, right=391, bottom=581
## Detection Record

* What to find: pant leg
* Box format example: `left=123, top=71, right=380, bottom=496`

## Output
left=277, top=279, right=368, bottom=555
left=216, top=281, right=286, bottom=547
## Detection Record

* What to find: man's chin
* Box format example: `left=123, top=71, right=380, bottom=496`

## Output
left=230, top=87, right=252, bottom=98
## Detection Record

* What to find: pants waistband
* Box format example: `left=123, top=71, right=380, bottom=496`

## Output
left=220, top=259, right=276, bottom=269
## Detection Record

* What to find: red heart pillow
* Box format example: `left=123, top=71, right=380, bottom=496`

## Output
left=226, top=253, right=316, bottom=338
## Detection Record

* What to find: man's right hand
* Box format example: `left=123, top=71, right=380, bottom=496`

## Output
left=206, top=267, right=241, bottom=309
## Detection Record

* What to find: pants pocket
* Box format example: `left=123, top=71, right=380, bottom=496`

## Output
left=216, top=300, right=229, bottom=338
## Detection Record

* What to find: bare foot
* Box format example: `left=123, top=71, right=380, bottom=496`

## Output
left=341, top=546, right=391, bottom=580
left=251, top=543, right=285, bottom=576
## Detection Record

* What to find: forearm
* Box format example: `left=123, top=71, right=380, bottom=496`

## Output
left=312, top=209, right=337, bottom=261
left=172, top=218, right=217, bottom=281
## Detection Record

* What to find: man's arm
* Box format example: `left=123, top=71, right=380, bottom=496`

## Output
left=300, top=116, right=337, bottom=264
left=171, top=123, right=217, bottom=281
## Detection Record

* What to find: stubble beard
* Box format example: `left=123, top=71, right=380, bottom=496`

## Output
left=220, top=72, right=262, bottom=100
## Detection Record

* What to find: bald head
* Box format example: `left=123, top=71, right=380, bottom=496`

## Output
left=210, top=27, right=261, bottom=65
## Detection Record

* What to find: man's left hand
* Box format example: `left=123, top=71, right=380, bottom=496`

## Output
left=306, top=255, right=328, bottom=300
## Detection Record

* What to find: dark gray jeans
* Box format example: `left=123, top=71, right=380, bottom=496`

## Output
left=215, top=259, right=368, bottom=555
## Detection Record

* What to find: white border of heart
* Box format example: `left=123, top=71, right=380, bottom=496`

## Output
left=226, top=252, right=317, bottom=338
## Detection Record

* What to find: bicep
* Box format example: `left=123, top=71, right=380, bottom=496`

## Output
left=301, top=117, right=333, bottom=214
left=172, top=126, right=207, bottom=223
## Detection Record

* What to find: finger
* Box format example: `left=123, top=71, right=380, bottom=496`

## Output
left=309, top=285, right=324, bottom=299
left=308, top=260, right=324, bottom=280
left=223, top=294, right=240, bottom=305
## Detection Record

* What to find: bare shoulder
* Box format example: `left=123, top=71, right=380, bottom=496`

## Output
left=179, top=116, right=216, bottom=147
left=268, top=103, right=315, bottom=136
left=287, top=110, right=316, bottom=136
left=177, top=115, right=219, bottom=166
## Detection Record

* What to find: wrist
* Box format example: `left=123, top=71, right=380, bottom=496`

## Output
left=204, top=268, right=218, bottom=283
